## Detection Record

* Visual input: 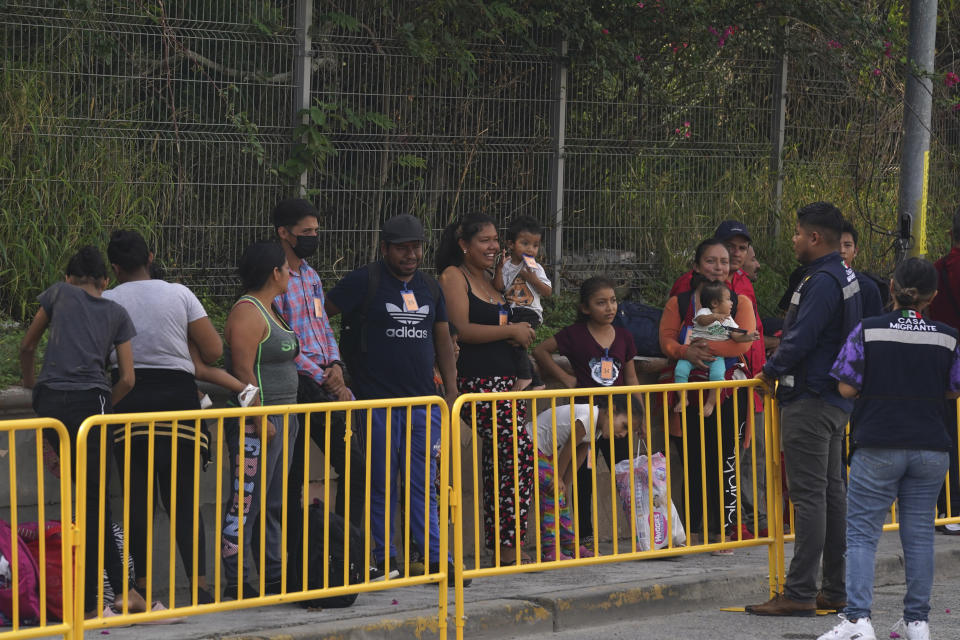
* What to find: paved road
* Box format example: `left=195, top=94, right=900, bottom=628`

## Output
left=504, top=575, right=960, bottom=640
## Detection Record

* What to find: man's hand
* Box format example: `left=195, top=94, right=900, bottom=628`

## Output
left=754, top=370, right=775, bottom=395
left=684, top=339, right=716, bottom=369
left=322, top=363, right=352, bottom=401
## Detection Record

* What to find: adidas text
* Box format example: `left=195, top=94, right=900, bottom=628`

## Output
left=386, top=327, right=428, bottom=338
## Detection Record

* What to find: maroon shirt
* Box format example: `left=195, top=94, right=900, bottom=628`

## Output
left=554, top=322, right=637, bottom=388
left=929, top=246, right=960, bottom=331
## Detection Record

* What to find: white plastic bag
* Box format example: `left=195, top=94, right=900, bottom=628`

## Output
left=614, top=453, right=686, bottom=550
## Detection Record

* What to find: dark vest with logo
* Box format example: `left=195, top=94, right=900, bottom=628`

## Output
left=778, top=254, right=862, bottom=407
left=851, top=310, right=958, bottom=452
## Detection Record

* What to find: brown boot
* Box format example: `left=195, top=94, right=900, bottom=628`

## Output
left=815, top=590, right=846, bottom=612
left=745, top=593, right=816, bottom=617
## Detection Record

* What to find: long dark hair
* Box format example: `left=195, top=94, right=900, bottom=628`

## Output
left=237, top=241, right=285, bottom=292
left=576, top=276, right=616, bottom=322
left=436, top=213, right=497, bottom=272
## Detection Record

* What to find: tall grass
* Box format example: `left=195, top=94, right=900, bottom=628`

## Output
left=0, top=71, right=176, bottom=321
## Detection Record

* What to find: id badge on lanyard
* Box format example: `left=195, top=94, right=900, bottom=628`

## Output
left=498, top=303, right=509, bottom=326
left=600, top=348, right=615, bottom=382
left=401, top=283, right=419, bottom=311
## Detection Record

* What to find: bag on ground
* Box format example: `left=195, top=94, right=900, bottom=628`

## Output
left=290, top=502, right=363, bottom=609
left=0, top=519, right=41, bottom=624
left=614, top=453, right=685, bottom=550
left=18, top=521, right=65, bottom=621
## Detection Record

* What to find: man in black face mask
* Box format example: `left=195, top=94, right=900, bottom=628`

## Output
left=270, top=198, right=365, bottom=591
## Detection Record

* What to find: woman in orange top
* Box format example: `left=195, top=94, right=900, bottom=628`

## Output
left=659, top=238, right=755, bottom=550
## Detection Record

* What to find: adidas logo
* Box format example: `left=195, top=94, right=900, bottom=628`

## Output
left=386, top=302, right=429, bottom=326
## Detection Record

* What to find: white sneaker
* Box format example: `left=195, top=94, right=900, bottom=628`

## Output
left=891, top=618, right=931, bottom=640
left=817, top=614, right=876, bottom=640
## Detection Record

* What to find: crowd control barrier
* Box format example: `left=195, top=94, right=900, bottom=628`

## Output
left=0, top=418, right=74, bottom=640
left=5, top=390, right=960, bottom=640
left=72, top=396, right=450, bottom=636
left=449, top=379, right=780, bottom=640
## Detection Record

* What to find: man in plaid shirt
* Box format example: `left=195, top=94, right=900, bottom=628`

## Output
left=271, top=198, right=364, bottom=590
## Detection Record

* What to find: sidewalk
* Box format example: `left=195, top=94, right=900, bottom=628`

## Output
left=85, top=533, right=960, bottom=640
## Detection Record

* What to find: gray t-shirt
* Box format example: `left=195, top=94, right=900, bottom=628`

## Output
left=36, top=282, right=136, bottom=392
left=103, top=279, right=207, bottom=373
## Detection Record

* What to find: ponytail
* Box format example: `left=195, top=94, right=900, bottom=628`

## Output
left=435, top=213, right=496, bottom=272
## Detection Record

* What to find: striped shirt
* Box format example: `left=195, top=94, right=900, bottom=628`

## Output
left=274, top=259, right=341, bottom=385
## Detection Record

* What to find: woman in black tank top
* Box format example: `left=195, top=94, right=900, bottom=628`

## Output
left=437, top=214, right=537, bottom=564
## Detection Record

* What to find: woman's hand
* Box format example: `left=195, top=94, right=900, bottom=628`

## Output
left=683, top=339, right=716, bottom=369
left=509, top=322, right=536, bottom=348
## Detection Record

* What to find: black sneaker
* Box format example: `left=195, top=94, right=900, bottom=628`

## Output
left=223, top=582, right=260, bottom=600
left=195, top=587, right=215, bottom=604
left=369, top=558, right=400, bottom=582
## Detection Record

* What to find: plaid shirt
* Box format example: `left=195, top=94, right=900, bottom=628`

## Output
left=274, top=260, right=341, bottom=385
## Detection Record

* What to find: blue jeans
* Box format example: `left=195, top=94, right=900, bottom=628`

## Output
left=368, top=406, right=444, bottom=565
left=845, top=448, right=949, bottom=623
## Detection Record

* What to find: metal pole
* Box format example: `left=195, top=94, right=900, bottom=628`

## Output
left=294, top=0, right=313, bottom=197
left=769, top=47, right=788, bottom=238
left=897, top=0, right=938, bottom=260
left=549, top=40, right=568, bottom=290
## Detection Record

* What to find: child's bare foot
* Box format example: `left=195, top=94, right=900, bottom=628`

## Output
left=673, top=392, right=689, bottom=413
left=702, top=401, right=716, bottom=417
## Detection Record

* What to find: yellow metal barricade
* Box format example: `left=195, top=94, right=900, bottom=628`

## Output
left=0, top=418, right=74, bottom=640
left=450, top=379, right=781, bottom=640
left=74, top=396, right=450, bottom=638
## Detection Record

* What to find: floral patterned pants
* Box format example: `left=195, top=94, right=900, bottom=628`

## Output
left=458, top=376, right=534, bottom=549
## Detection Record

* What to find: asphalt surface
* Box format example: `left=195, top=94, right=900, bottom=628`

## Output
left=500, top=575, right=960, bottom=640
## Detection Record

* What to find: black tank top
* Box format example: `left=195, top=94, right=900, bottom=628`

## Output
left=457, top=270, right=518, bottom=378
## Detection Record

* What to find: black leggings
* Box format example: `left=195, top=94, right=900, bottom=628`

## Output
left=34, top=385, right=127, bottom=606
left=670, top=388, right=746, bottom=539
left=112, top=369, right=206, bottom=585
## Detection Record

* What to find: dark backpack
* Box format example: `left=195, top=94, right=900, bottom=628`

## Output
left=613, top=300, right=664, bottom=358
left=339, top=263, right=440, bottom=383
left=290, top=502, right=364, bottom=609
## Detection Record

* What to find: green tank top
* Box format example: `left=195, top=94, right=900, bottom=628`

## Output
left=225, top=295, right=299, bottom=405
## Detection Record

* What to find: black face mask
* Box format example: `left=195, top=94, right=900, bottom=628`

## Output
left=292, top=234, right=319, bottom=259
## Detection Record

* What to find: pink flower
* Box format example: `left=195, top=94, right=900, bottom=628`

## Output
left=684, top=131, right=691, bottom=138
left=873, top=68, right=881, bottom=76
left=636, top=1, right=644, bottom=6
left=601, top=28, right=609, bottom=35
left=635, top=54, right=644, bottom=61
left=684, top=121, right=690, bottom=127
left=945, top=71, right=960, bottom=88
left=883, top=41, right=892, bottom=58
left=827, top=40, right=842, bottom=49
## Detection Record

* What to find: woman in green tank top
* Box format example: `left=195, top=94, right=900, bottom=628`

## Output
left=221, top=241, right=301, bottom=597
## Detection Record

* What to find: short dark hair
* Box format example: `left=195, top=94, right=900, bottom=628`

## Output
left=892, top=257, right=938, bottom=308
left=272, top=198, right=319, bottom=231
left=66, top=246, right=108, bottom=282
left=797, top=201, right=843, bottom=246
left=602, top=393, right=644, bottom=420
left=506, top=216, right=542, bottom=242
left=699, top=280, right=729, bottom=310
left=237, top=240, right=285, bottom=292
left=107, top=229, right=150, bottom=272
left=840, top=220, right=859, bottom=247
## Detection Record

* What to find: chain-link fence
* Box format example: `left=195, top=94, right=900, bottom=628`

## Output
left=2, top=1, right=959, bottom=316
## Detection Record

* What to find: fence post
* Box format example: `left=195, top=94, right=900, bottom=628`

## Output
left=548, top=39, right=568, bottom=289
left=294, top=0, right=313, bottom=197
left=897, top=0, right=938, bottom=261
left=769, top=43, right=788, bottom=238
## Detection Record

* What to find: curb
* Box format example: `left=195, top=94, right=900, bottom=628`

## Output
left=219, top=545, right=960, bottom=640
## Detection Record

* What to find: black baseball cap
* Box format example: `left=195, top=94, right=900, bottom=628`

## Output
left=714, top=220, right=752, bottom=243
left=382, top=214, right=425, bottom=244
